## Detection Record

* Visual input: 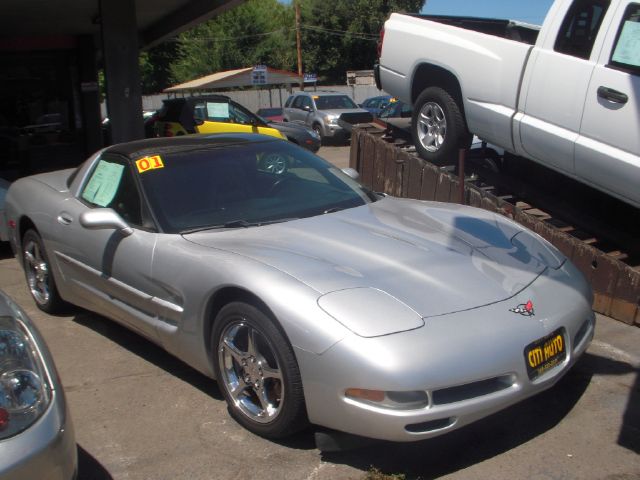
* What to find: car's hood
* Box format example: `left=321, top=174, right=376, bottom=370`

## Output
left=185, top=197, right=559, bottom=318
left=319, top=108, right=370, bottom=117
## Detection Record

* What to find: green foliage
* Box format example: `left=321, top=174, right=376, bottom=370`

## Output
left=139, top=43, right=180, bottom=94
left=170, top=0, right=295, bottom=84
left=299, top=0, right=425, bottom=83
left=141, top=0, right=425, bottom=90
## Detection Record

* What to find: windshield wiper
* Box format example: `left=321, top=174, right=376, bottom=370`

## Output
left=221, top=219, right=254, bottom=229
left=323, top=207, right=345, bottom=214
left=180, top=218, right=298, bottom=234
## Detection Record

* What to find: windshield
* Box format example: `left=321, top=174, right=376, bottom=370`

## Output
left=136, top=139, right=376, bottom=233
left=258, top=108, right=282, bottom=117
left=314, top=95, right=358, bottom=110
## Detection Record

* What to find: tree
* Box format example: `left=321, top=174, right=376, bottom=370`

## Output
left=298, top=0, right=425, bottom=83
left=139, top=42, right=179, bottom=94
left=169, top=0, right=295, bottom=85
left=143, top=0, right=425, bottom=89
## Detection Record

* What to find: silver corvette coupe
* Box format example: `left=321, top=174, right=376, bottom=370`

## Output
left=4, top=134, right=594, bottom=442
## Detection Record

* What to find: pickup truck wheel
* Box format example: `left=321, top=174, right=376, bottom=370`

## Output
left=412, top=87, right=471, bottom=163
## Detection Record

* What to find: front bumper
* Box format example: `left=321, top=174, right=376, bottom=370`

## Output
left=0, top=390, right=77, bottom=480
left=321, top=123, right=348, bottom=139
left=297, top=262, right=594, bottom=442
left=300, top=136, right=321, bottom=152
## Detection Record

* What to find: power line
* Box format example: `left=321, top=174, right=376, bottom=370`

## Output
left=170, top=24, right=379, bottom=44
left=300, top=25, right=379, bottom=41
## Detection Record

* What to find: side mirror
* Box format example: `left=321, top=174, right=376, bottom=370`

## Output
left=341, top=167, right=360, bottom=181
left=80, top=208, right=133, bottom=236
left=302, top=105, right=311, bottom=112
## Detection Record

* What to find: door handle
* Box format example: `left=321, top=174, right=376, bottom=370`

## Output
left=57, top=213, right=73, bottom=225
left=597, top=86, right=628, bottom=104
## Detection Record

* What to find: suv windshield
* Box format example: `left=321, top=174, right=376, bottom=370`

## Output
left=314, top=95, right=358, bottom=110
left=137, top=140, right=376, bottom=233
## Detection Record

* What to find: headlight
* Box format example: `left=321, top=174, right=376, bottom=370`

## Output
left=318, top=287, right=424, bottom=337
left=0, top=310, right=51, bottom=439
left=326, top=115, right=339, bottom=126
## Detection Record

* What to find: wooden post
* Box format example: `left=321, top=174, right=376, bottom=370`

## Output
left=458, top=148, right=466, bottom=205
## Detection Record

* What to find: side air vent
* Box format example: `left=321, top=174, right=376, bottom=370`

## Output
left=405, top=417, right=454, bottom=433
left=573, top=318, right=592, bottom=351
left=432, top=375, right=515, bottom=405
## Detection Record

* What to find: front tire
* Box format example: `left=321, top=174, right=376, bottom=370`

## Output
left=312, top=123, right=323, bottom=142
left=412, top=86, right=471, bottom=164
left=22, top=229, right=65, bottom=313
left=212, top=301, right=308, bottom=439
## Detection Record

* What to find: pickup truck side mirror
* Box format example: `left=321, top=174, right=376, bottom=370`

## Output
left=302, top=105, right=311, bottom=112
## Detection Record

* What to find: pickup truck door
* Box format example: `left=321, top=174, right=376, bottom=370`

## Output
left=576, top=1, right=640, bottom=206
left=517, top=0, right=612, bottom=175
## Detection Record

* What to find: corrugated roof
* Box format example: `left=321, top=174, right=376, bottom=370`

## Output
left=165, top=66, right=301, bottom=92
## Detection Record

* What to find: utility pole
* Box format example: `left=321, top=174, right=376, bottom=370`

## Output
left=295, top=0, right=304, bottom=91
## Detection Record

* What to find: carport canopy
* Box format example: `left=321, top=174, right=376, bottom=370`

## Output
left=165, top=67, right=301, bottom=93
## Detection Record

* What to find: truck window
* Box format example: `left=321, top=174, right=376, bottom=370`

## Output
left=555, top=0, right=610, bottom=59
left=609, top=3, right=640, bottom=74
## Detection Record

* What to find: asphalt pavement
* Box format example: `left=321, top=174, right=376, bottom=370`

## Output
left=0, top=144, right=638, bottom=480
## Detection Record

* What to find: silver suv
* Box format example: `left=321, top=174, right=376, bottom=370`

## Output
left=283, top=91, right=369, bottom=140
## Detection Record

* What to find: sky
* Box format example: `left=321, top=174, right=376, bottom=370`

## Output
left=420, top=0, right=555, bottom=25
left=278, top=0, right=555, bottom=26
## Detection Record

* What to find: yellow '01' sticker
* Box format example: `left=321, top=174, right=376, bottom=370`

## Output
left=136, top=155, right=164, bottom=173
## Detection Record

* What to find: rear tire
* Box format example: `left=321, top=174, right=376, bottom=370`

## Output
left=212, top=301, right=308, bottom=439
left=22, top=229, right=65, bottom=314
left=412, top=86, right=471, bottom=164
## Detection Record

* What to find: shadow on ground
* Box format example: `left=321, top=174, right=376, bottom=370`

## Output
left=77, top=445, right=113, bottom=480
left=73, top=311, right=222, bottom=401
left=0, top=241, right=14, bottom=261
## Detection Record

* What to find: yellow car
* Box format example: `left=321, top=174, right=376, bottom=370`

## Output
left=154, top=95, right=286, bottom=140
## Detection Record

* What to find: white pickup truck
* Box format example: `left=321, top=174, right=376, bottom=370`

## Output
left=376, top=0, right=640, bottom=208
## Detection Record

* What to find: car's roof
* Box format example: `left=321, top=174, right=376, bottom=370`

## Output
left=365, top=95, right=392, bottom=101
left=163, top=95, right=231, bottom=104
left=296, top=91, right=347, bottom=97
left=104, top=133, right=277, bottom=158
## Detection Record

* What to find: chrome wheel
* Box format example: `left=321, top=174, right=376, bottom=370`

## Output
left=416, top=101, right=447, bottom=152
left=261, top=154, right=288, bottom=175
left=218, top=320, right=284, bottom=424
left=23, top=237, right=51, bottom=306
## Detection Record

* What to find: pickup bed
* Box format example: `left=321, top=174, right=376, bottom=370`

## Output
left=377, top=0, right=640, bottom=208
